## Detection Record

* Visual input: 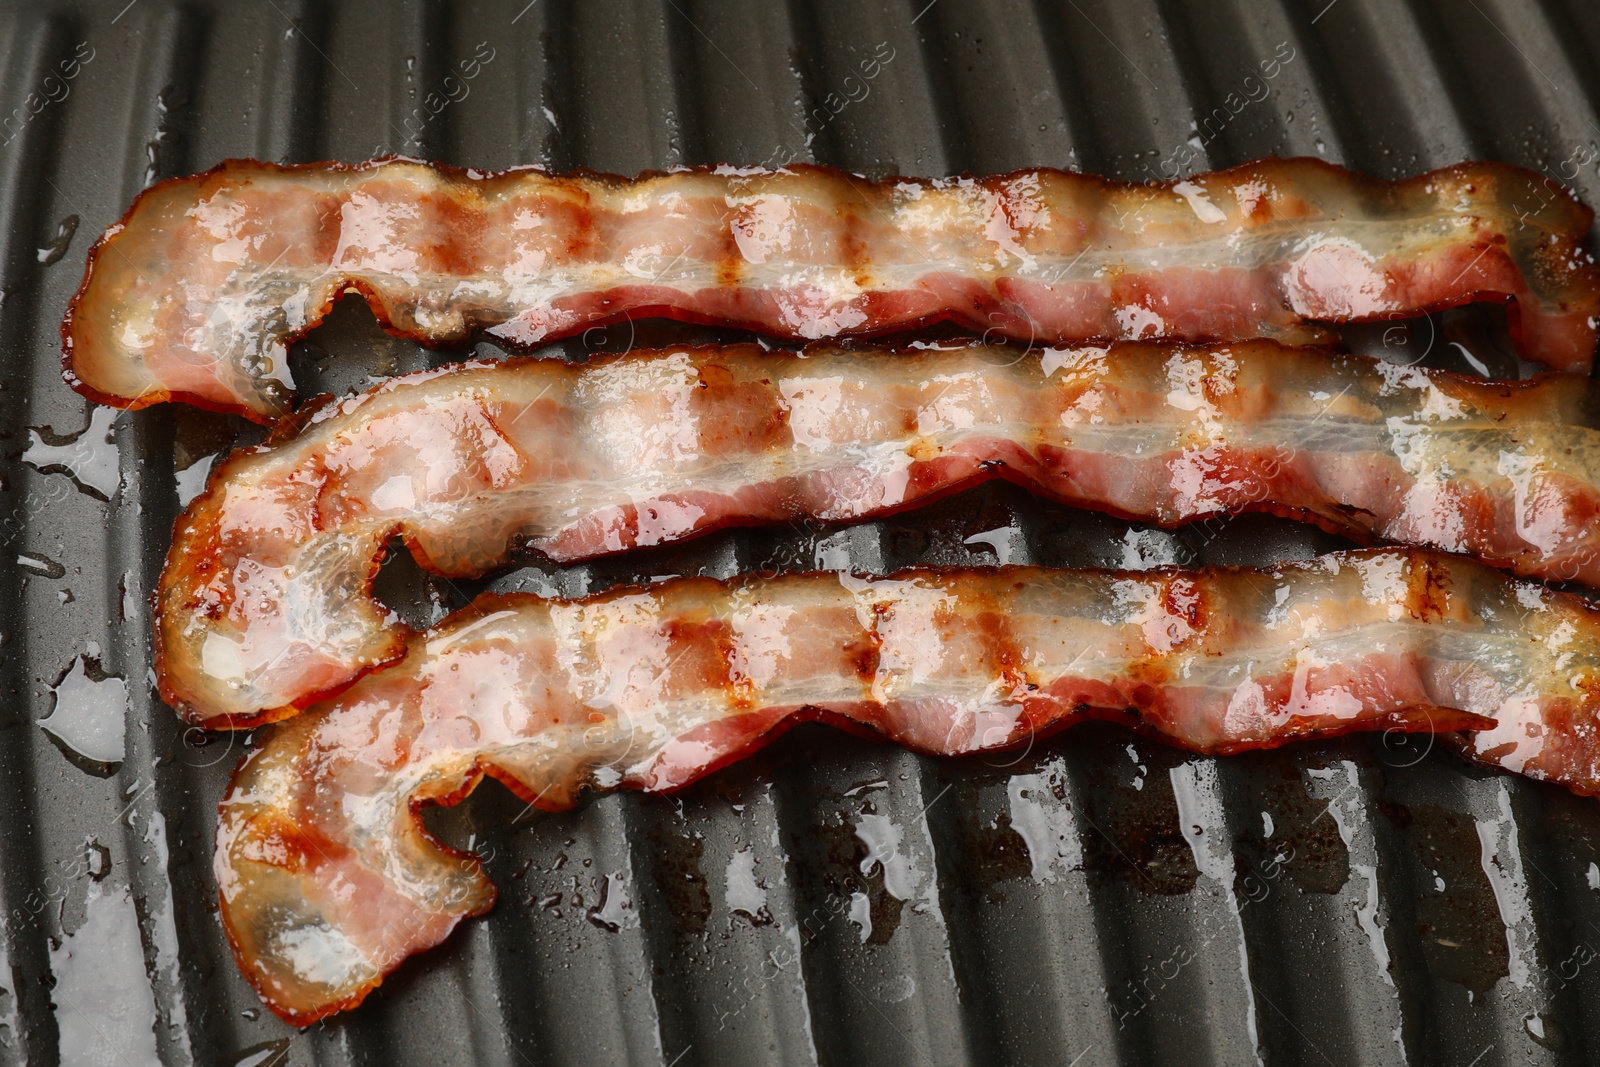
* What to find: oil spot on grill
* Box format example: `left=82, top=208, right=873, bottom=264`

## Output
left=641, top=807, right=711, bottom=943
left=1400, top=802, right=1510, bottom=995
left=882, top=524, right=930, bottom=563
left=797, top=816, right=897, bottom=943
left=724, top=846, right=773, bottom=927
left=1227, top=749, right=1351, bottom=896
left=932, top=776, right=1035, bottom=906
left=855, top=882, right=904, bottom=946
left=880, top=479, right=1034, bottom=567
left=24, top=406, right=121, bottom=501
left=967, top=810, right=1033, bottom=902
left=586, top=871, right=637, bottom=932
left=229, top=1037, right=291, bottom=1067
left=35, top=214, right=78, bottom=267
left=1068, top=724, right=1199, bottom=895
left=1376, top=796, right=1413, bottom=830
left=859, top=813, right=926, bottom=945
left=1534, top=786, right=1600, bottom=876
left=142, top=83, right=192, bottom=189
left=41, top=653, right=127, bottom=773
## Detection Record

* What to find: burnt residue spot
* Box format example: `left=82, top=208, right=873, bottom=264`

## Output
left=1268, top=815, right=1348, bottom=897
left=765, top=731, right=912, bottom=947
left=968, top=810, right=1033, bottom=903
left=171, top=405, right=240, bottom=472
left=799, top=816, right=906, bottom=945
left=16, top=552, right=65, bottom=580
left=714, top=222, right=744, bottom=289
left=843, top=634, right=881, bottom=683
left=1536, top=787, right=1600, bottom=885
left=882, top=524, right=930, bottom=563
left=879, top=480, right=1036, bottom=567
left=1404, top=802, right=1510, bottom=995
left=1377, top=797, right=1413, bottom=830
left=839, top=210, right=869, bottom=280
left=641, top=804, right=711, bottom=943
left=1403, top=549, right=1453, bottom=623
left=1227, top=749, right=1351, bottom=896
left=1068, top=724, right=1199, bottom=895
left=932, top=774, right=1036, bottom=907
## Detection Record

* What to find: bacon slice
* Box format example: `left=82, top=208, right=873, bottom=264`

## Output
left=214, top=547, right=1600, bottom=1025
left=66, top=157, right=1600, bottom=422
left=157, top=339, right=1600, bottom=729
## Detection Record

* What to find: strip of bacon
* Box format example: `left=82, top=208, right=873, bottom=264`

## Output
left=215, top=547, right=1600, bottom=1025
left=65, top=157, right=1600, bottom=422
left=158, top=340, right=1600, bottom=729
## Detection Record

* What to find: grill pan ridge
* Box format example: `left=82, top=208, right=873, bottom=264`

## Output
left=2, top=1, right=1600, bottom=1064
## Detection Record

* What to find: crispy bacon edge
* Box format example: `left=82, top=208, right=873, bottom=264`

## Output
left=62, top=154, right=1600, bottom=424
left=214, top=547, right=1600, bottom=1025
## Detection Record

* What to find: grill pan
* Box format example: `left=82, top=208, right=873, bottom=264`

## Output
left=2, top=0, right=1599, bottom=1063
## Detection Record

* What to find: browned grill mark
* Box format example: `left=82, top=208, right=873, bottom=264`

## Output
left=716, top=211, right=744, bottom=289
left=846, top=603, right=892, bottom=689
left=562, top=188, right=596, bottom=261
left=708, top=617, right=756, bottom=710
left=1405, top=548, right=1454, bottom=623
left=840, top=208, right=870, bottom=291
left=422, top=191, right=485, bottom=278
left=971, top=589, right=1032, bottom=705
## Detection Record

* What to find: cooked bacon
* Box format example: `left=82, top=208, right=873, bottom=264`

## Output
left=66, top=157, right=1600, bottom=422
left=214, top=547, right=1600, bottom=1024
left=157, top=339, right=1600, bottom=729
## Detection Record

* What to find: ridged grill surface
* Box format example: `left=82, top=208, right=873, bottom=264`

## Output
left=1, top=1, right=1599, bottom=1064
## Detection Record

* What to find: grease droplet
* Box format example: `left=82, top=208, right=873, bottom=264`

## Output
left=25, top=407, right=120, bottom=500
left=231, top=1037, right=290, bottom=1067
left=17, top=551, right=64, bottom=579
left=49, top=881, right=160, bottom=1066
left=586, top=871, right=637, bottom=932
left=35, top=215, right=79, bottom=266
left=41, top=656, right=127, bottom=768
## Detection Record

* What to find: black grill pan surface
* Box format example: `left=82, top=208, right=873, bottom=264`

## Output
left=2, top=1, right=1600, bottom=1064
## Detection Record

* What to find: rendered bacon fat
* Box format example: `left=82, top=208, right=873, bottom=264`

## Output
left=66, top=156, right=1600, bottom=421
left=216, top=547, right=1600, bottom=1024
left=159, top=340, right=1600, bottom=728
